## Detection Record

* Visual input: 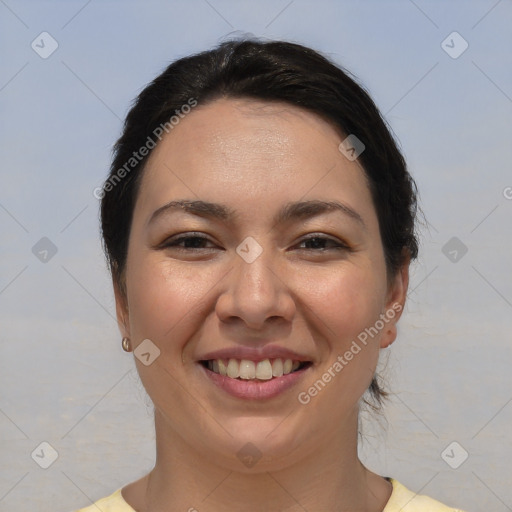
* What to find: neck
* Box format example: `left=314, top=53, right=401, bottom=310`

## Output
left=130, top=408, right=391, bottom=512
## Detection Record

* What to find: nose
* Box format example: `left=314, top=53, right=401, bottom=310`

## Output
left=215, top=245, right=296, bottom=331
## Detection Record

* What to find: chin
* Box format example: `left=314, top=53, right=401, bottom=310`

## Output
left=198, top=416, right=312, bottom=473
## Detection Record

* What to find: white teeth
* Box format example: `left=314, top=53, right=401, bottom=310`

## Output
left=272, top=358, right=283, bottom=377
left=207, top=357, right=304, bottom=380
left=239, top=360, right=256, bottom=379
left=218, top=359, right=227, bottom=376
left=227, top=358, right=240, bottom=378
left=255, top=359, right=273, bottom=380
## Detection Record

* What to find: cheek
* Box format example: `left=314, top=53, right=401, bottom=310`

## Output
left=299, top=272, right=382, bottom=412
left=124, top=257, right=219, bottom=420
left=125, top=256, right=216, bottom=352
left=311, top=264, right=387, bottom=344
left=302, top=265, right=385, bottom=400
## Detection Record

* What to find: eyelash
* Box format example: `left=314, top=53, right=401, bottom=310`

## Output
left=161, top=233, right=349, bottom=252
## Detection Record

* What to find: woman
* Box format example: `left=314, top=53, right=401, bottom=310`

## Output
left=76, top=39, right=466, bottom=511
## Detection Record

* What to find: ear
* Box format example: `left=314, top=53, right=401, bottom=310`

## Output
left=113, top=277, right=131, bottom=340
left=380, top=258, right=410, bottom=349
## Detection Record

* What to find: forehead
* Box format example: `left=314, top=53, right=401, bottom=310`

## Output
left=148, top=97, right=343, bottom=172
left=134, top=97, right=375, bottom=227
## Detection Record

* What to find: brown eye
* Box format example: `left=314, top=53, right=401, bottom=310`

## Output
left=297, top=235, right=349, bottom=251
left=161, top=234, right=216, bottom=250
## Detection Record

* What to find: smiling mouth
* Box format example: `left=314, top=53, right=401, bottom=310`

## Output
left=200, top=358, right=312, bottom=381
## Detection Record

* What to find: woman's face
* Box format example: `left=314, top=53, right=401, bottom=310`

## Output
left=115, top=98, right=408, bottom=470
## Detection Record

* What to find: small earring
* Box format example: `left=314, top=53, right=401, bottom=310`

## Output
left=122, top=337, right=132, bottom=352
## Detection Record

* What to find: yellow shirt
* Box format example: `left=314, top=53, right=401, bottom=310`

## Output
left=74, top=478, right=466, bottom=511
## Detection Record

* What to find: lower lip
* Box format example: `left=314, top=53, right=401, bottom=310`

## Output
left=199, top=363, right=311, bottom=400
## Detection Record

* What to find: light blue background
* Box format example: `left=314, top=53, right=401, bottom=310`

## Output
left=1, top=1, right=511, bottom=511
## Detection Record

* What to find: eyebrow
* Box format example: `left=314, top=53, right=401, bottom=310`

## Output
left=147, top=199, right=366, bottom=229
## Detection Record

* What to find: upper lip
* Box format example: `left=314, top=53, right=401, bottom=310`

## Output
left=198, top=344, right=313, bottom=363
